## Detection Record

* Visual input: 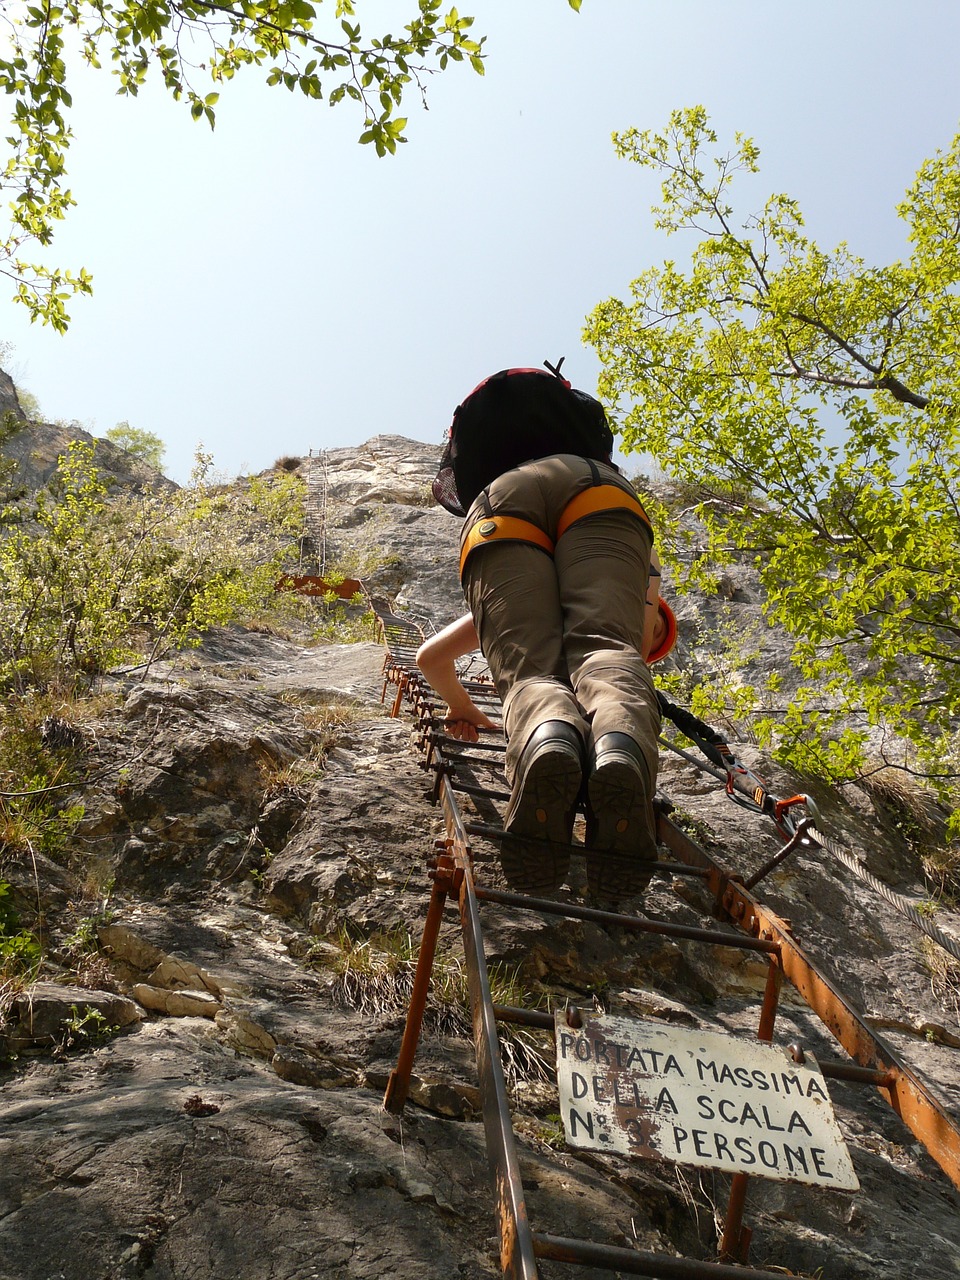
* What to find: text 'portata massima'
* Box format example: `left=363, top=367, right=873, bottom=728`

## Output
left=555, top=1012, right=859, bottom=1190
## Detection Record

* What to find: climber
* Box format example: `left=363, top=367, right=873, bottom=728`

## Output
left=419, top=361, right=675, bottom=906
left=418, top=550, right=671, bottom=742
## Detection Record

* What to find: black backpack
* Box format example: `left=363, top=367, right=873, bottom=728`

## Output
left=432, top=360, right=615, bottom=517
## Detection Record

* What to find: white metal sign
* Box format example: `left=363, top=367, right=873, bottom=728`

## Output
left=555, top=1011, right=859, bottom=1190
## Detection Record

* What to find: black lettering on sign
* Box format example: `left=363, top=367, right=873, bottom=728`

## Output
left=655, top=1088, right=678, bottom=1115
left=713, top=1132, right=736, bottom=1163
left=784, top=1145, right=809, bottom=1176
left=759, top=1106, right=785, bottom=1133
left=569, top=1108, right=594, bottom=1140
left=739, top=1101, right=762, bottom=1128
left=786, top=1110, right=812, bottom=1136
left=734, top=1137, right=757, bottom=1166
left=758, top=1141, right=780, bottom=1170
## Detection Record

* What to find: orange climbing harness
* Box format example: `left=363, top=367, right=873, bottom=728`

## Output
left=458, top=483, right=651, bottom=580
left=555, top=483, right=652, bottom=539
left=458, top=515, right=554, bottom=577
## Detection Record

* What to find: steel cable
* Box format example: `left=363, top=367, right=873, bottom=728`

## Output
left=658, top=735, right=960, bottom=967
left=809, top=823, right=960, bottom=966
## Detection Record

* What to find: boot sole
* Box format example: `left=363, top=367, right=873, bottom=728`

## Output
left=501, top=745, right=582, bottom=894
left=585, top=756, right=657, bottom=905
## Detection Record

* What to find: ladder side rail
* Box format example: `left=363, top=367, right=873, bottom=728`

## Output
left=439, top=772, right=541, bottom=1280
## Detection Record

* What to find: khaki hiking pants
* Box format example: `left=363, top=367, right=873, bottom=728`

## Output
left=459, top=453, right=660, bottom=789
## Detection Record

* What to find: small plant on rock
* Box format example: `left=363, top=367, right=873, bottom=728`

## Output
left=56, top=1004, right=119, bottom=1055
left=0, top=881, right=41, bottom=987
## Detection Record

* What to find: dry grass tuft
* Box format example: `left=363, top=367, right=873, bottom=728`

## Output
left=919, top=935, right=960, bottom=1022
left=319, top=927, right=553, bottom=1087
left=858, top=763, right=945, bottom=841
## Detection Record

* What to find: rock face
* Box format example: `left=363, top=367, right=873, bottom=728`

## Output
left=303, top=435, right=465, bottom=628
left=1, top=437, right=959, bottom=1280
left=0, top=369, right=24, bottom=423
left=0, top=417, right=175, bottom=493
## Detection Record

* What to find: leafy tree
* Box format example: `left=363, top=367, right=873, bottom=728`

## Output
left=105, top=422, right=167, bottom=471
left=586, top=107, right=960, bottom=824
left=0, top=0, right=490, bottom=330
left=0, top=438, right=322, bottom=870
left=13, top=387, right=42, bottom=421
left=0, top=440, right=307, bottom=694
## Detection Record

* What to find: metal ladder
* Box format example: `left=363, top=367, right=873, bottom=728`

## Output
left=374, top=609, right=960, bottom=1278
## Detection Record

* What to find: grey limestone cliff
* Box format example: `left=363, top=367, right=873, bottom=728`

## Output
left=1, top=436, right=959, bottom=1280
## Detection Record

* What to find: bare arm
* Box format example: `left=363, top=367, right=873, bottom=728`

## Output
left=642, top=547, right=662, bottom=662
left=416, top=614, right=498, bottom=742
left=643, top=547, right=678, bottom=664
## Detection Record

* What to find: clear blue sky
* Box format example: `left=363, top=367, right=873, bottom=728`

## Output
left=4, top=1, right=959, bottom=483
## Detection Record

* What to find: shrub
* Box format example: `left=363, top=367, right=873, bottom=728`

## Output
left=0, top=880, right=41, bottom=983
left=0, top=443, right=308, bottom=694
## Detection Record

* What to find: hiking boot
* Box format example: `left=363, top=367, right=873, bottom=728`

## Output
left=500, top=721, right=584, bottom=895
left=584, top=732, right=658, bottom=906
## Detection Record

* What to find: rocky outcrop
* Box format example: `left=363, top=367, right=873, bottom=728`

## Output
left=305, top=436, right=464, bottom=627
left=3, top=982, right=141, bottom=1054
left=0, top=418, right=175, bottom=494
left=1, top=438, right=959, bottom=1279
left=0, top=368, right=25, bottom=423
